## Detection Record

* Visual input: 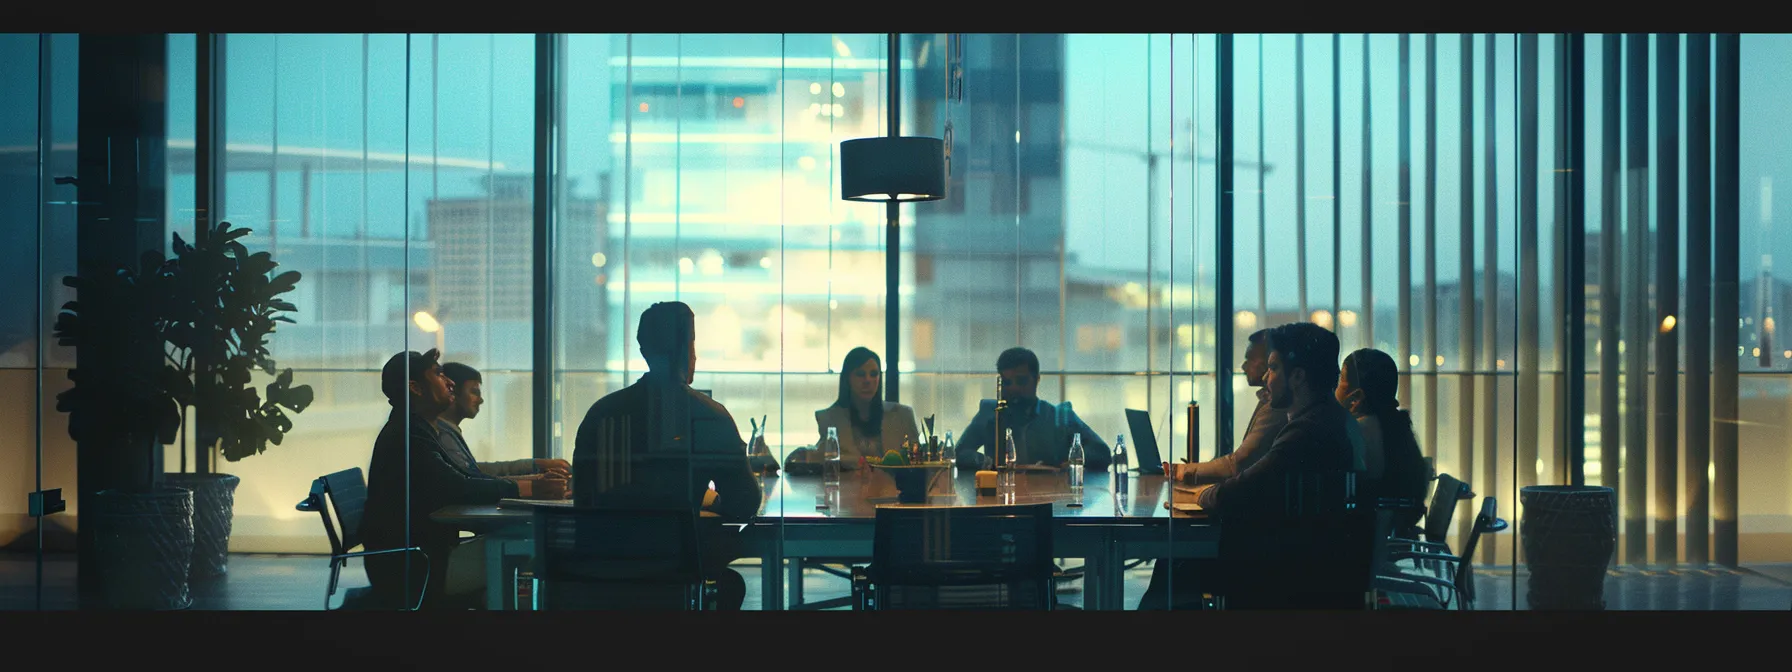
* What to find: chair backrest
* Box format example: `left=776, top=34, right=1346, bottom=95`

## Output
left=1281, top=469, right=1358, bottom=519
left=299, top=468, right=368, bottom=557
left=1453, top=496, right=1504, bottom=601
left=869, top=503, right=1055, bottom=610
left=532, top=505, right=706, bottom=610
left=1368, top=507, right=1397, bottom=579
left=1424, top=473, right=1467, bottom=543
left=1216, top=468, right=1376, bottom=609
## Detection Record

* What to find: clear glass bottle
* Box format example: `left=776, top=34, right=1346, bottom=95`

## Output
left=819, top=426, right=842, bottom=509
left=1000, top=428, right=1019, bottom=491
left=1113, top=433, right=1130, bottom=498
left=943, top=430, right=956, bottom=470
left=1067, top=434, right=1085, bottom=499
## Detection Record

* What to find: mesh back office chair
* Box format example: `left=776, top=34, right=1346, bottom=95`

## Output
left=1384, top=495, right=1506, bottom=609
left=532, top=505, right=716, bottom=610
left=1424, top=474, right=1474, bottom=542
left=1370, top=501, right=1458, bottom=610
left=851, top=503, right=1056, bottom=610
left=1387, top=473, right=1472, bottom=576
left=295, top=467, right=429, bottom=610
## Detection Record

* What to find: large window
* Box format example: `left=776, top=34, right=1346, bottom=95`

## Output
left=162, top=34, right=537, bottom=552
left=8, top=32, right=1792, bottom=612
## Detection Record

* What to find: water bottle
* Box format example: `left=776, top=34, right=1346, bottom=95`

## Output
left=1000, top=428, right=1018, bottom=491
left=819, top=427, right=842, bottom=509
left=1113, top=433, right=1130, bottom=497
left=1067, top=434, right=1086, bottom=500
left=943, top=430, right=956, bottom=470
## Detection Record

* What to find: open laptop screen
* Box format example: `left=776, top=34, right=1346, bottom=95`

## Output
left=1124, top=409, right=1165, bottom=474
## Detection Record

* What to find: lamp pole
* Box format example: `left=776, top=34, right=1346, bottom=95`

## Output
left=885, top=32, right=903, bottom=403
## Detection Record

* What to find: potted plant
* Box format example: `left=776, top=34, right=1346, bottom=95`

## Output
left=161, top=220, right=313, bottom=580
left=55, top=250, right=196, bottom=609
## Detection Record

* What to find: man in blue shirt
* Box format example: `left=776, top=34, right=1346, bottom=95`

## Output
left=953, top=347, right=1112, bottom=472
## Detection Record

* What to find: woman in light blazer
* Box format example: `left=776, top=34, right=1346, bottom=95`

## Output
left=815, top=347, right=920, bottom=469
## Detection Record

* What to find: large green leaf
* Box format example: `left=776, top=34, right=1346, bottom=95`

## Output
left=267, top=270, right=301, bottom=296
left=242, top=251, right=276, bottom=277
left=159, top=364, right=195, bottom=402
left=266, top=369, right=313, bottom=413
left=222, top=364, right=252, bottom=387
left=264, top=407, right=293, bottom=435
left=153, top=395, right=182, bottom=445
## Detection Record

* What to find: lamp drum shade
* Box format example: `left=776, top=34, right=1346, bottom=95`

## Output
left=840, top=136, right=946, bottom=202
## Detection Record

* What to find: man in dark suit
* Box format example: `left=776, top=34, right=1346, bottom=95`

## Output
left=1139, top=328, right=1286, bottom=608
left=1139, top=322, right=1364, bottom=609
left=573, top=301, right=762, bottom=610
left=1193, top=321, right=1361, bottom=514
left=361, top=349, right=567, bottom=609
left=1171, top=329, right=1288, bottom=482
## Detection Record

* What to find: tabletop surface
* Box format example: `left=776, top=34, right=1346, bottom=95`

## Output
left=436, top=470, right=1208, bottom=524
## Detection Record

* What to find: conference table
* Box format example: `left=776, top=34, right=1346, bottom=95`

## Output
left=433, top=467, right=1216, bottom=611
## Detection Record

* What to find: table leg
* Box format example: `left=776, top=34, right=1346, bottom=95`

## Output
left=485, top=537, right=508, bottom=611
left=761, top=527, right=784, bottom=611
left=1081, top=554, right=1106, bottom=610
left=1101, top=535, right=1127, bottom=610
left=1076, top=528, right=1128, bottom=611
left=788, top=557, right=806, bottom=608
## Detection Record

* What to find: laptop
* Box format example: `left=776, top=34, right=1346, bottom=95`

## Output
left=1123, top=409, right=1166, bottom=475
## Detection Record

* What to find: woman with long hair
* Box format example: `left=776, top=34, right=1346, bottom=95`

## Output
left=1335, top=348, right=1433, bottom=532
left=815, top=346, right=921, bottom=468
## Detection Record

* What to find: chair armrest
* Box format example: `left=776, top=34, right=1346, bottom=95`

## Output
left=296, top=495, right=322, bottom=512
left=1376, top=571, right=1457, bottom=594
left=339, top=547, right=428, bottom=561
left=1389, top=550, right=1458, bottom=564
left=1486, top=518, right=1510, bottom=533
left=1373, top=573, right=1459, bottom=608
left=1388, top=538, right=1453, bottom=553
left=1376, top=498, right=1427, bottom=513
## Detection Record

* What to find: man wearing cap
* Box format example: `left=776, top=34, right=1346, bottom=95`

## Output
left=362, top=348, right=567, bottom=609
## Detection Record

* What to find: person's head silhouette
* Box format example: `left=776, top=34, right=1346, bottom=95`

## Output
left=638, top=301, right=697, bottom=384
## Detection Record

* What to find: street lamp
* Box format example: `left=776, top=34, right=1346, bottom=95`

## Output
left=413, top=310, right=445, bottom=356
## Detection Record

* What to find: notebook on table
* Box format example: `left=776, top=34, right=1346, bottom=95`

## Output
left=499, top=498, right=574, bottom=509
left=1165, top=482, right=1209, bottom=513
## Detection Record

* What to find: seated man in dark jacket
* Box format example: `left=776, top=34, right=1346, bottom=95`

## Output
left=1139, top=321, right=1364, bottom=609
left=953, top=347, right=1111, bottom=472
left=361, top=349, right=567, bottom=609
left=1193, top=322, right=1362, bottom=516
left=573, top=301, right=762, bottom=610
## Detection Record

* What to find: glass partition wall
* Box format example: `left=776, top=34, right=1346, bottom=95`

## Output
left=6, top=33, right=1786, bottom=611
